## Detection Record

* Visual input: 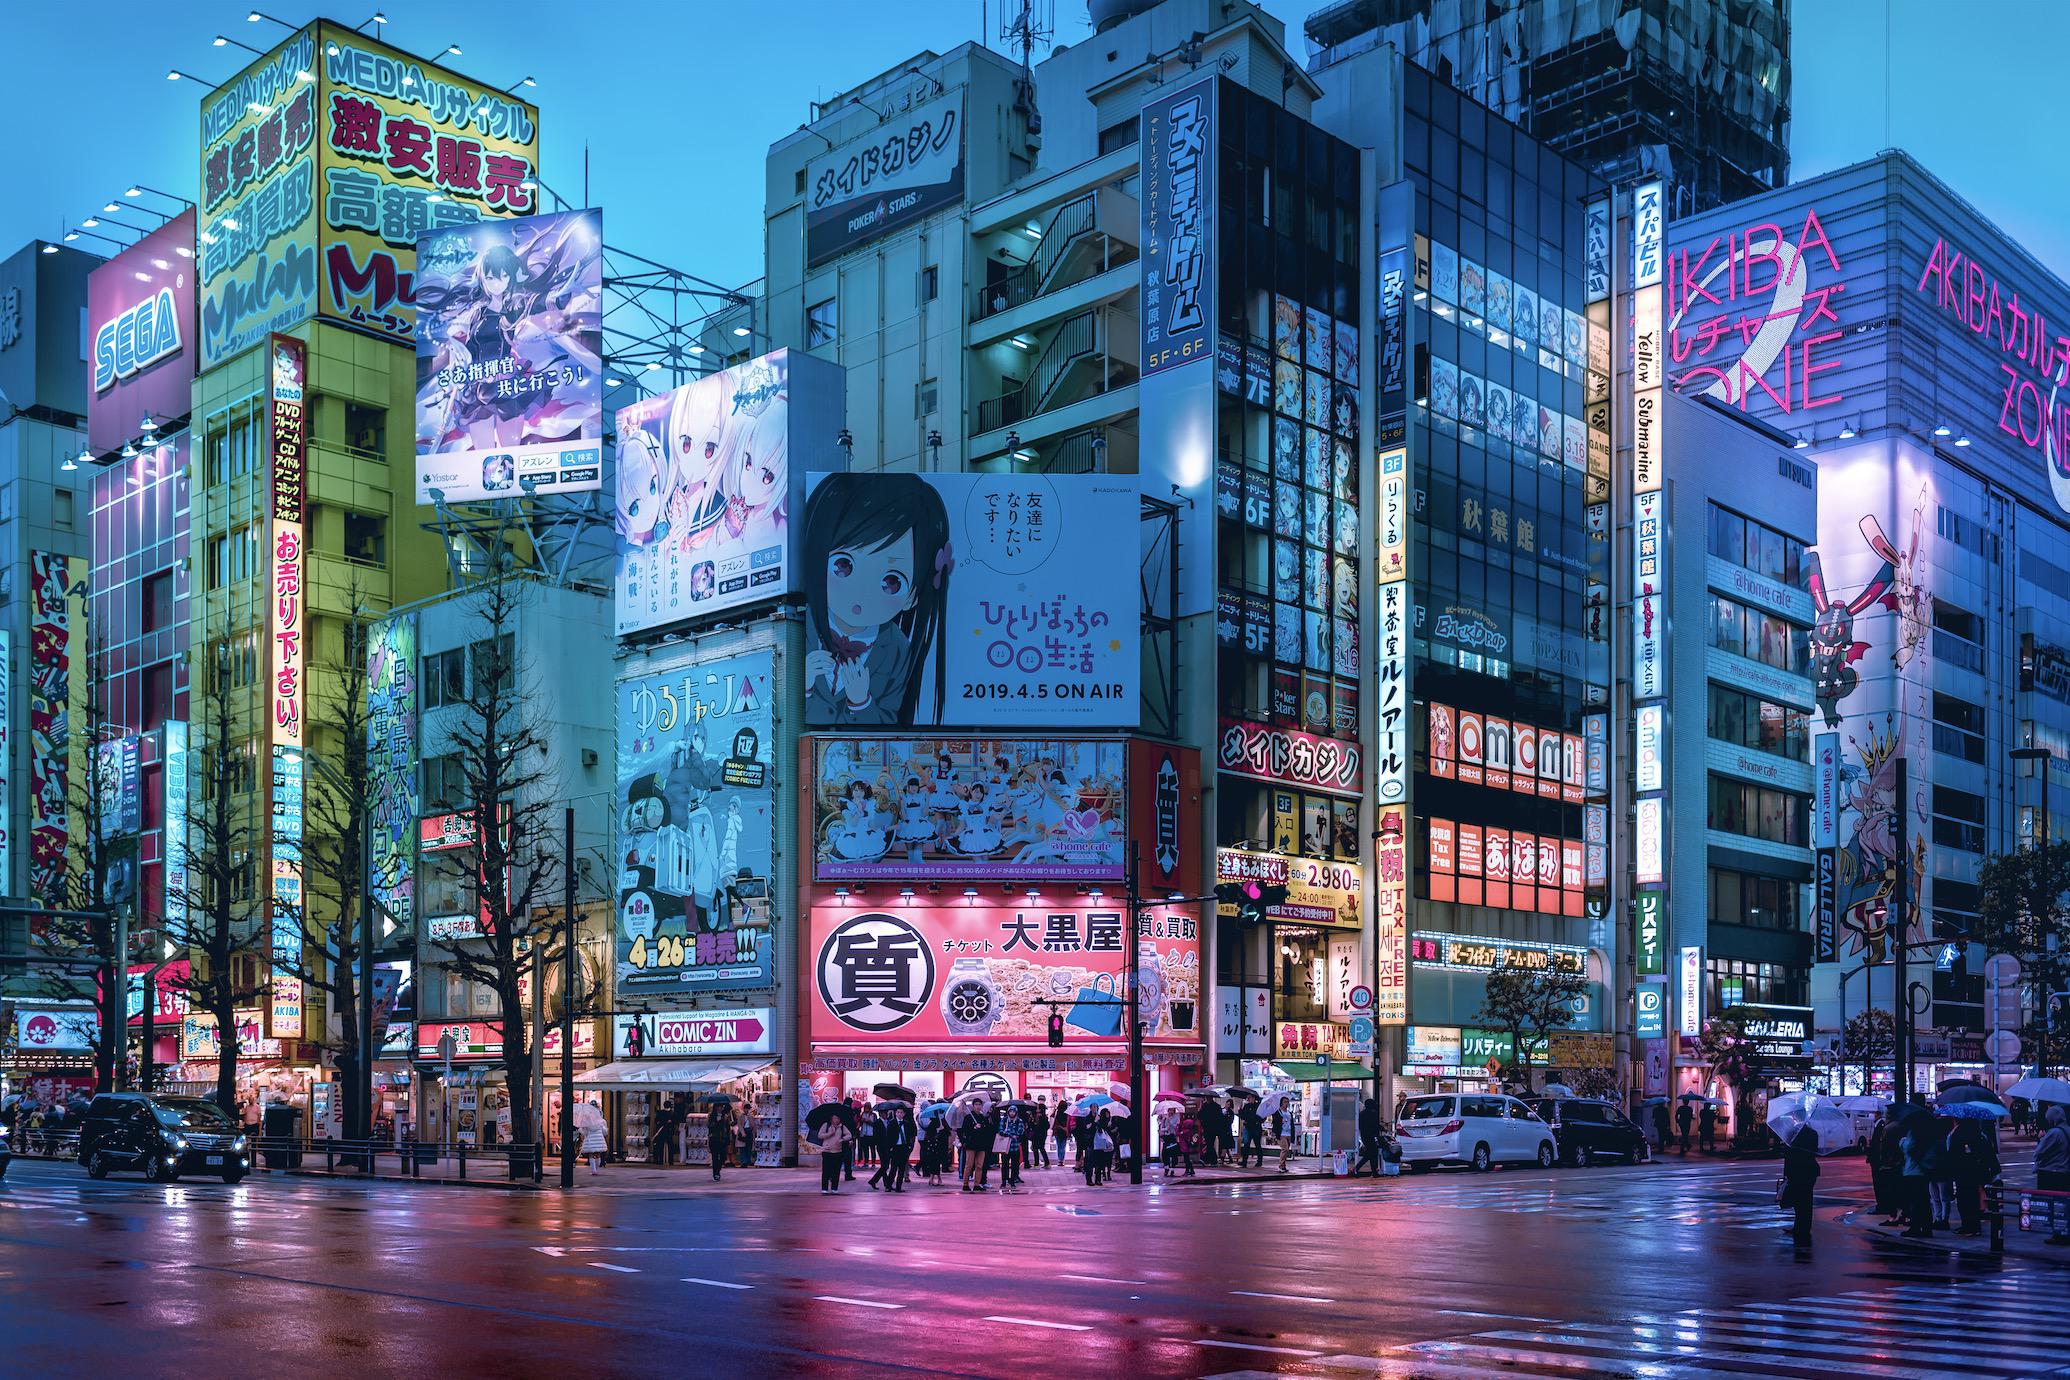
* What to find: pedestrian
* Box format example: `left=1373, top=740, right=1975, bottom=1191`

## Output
left=1274, top=1099, right=1300, bottom=1172
left=650, top=1098, right=678, bottom=1166
left=1156, top=1102, right=1181, bottom=1174
left=1073, top=1106, right=1095, bottom=1177
left=2035, top=1105, right=2070, bottom=1244
left=1949, top=1118, right=2000, bottom=1237
left=1175, top=1112, right=1202, bottom=1175
left=1867, top=1117, right=1903, bottom=1222
left=1930, top=1120, right=1957, bottom=1229
left=572, top=1099, right=608, bottom=1176
left=961, top=1105, right=994, bottom=1192
left=1780, top=1125, right=1820, bottom=1247
left=1088, top=1110, right=1115, bottom=1185
left=1352, top=1097, right=1381, bottom=1176
left=707, top=1100, right=734, bottom=1182
left=1675, top=1100, right=1694, bottom=1154
left=1054, top=1104, right=1073, bottom=1167
left=1651, top=1101, right=1671, bottom=1151
left=814, top=1114, right=852, bottom=1194
left=919, top=1111, right=949, bottom=1185
left=1212, top=1099, right=1235, bottom=1165
left=1029, top=1099, right=1051, bottom=1169
left=1238, top=1100, right=1265, bottom=1168
left=1899, top=1103, right=1945, bottom=1238
left=841, top=1100, right=860, bottom=1182
left=1698, top=1104, right=1718, bottom=1153
left=2008, top=1096, right=2032, bottom=1138
left=997, top=1103, right=1028, bottom=1192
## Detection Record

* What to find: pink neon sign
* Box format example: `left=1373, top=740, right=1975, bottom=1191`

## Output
left=1666, top=209, right=1848, bottom=416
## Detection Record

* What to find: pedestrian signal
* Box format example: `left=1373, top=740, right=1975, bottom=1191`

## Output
left=1047, top=1011, right=1065, bottom=1047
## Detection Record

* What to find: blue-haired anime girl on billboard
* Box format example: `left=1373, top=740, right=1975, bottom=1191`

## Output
left=802, top=473, right=953, bottom=726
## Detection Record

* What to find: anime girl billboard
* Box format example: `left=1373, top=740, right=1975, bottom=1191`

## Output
left=800, top=472, right=1141, bottom=729
left=413, top=208, right=604, bottom=503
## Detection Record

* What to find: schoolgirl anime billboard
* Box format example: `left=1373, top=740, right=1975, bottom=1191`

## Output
left=616, top=648, right=779, bottom=997
left=810, top=736, right=1126, bottom=882
left=800, top=472, right=1140, bottom=728
left=413, top=207, right=604, bottom=503
left=614, top=349, right=847, bottom=636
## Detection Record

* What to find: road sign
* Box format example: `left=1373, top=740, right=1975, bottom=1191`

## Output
left=1349, top=1016, right=1375, bottom=1042
left=1349, top=985, right=1374, bottom=1012
left=1985, top=953, right=2022, bottom=984
left=1986, top=1030, right=2021, bottom=1064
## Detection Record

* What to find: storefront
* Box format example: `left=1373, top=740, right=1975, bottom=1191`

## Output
left=4, top=1003, right=101, bottom=1109
left=1396, top=1023, right=1544, bottom=1096
left=175, top=1009, right=319, bottom=1117
left=576, top=1007, right=782, bottom=1166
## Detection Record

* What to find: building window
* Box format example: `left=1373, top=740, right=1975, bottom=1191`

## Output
left=211, top=417, right=257, bottom=485
left=344, top=401, right=387, bottom=457
left=422, top=648, right=468, bottom=710
left=795, top=166, right=807, bottom=195
left=54, top=489, right=74, bottom=529
left=917, top=376, right=939, bottom=418
left=470, top=633, right=515, bottom=699
left=1098, top=119, right=1140, bottom=155
left=1932, top=692, right=1985, bottom=763
left=920, top=265, right=939, bottom=302
left=1706, top=683, right=1808, bottom=760
left=1706, top=593, right=1806, bottom=675
left=1706, top=774, right=1806, bottom=846
left=1706, top=502, right=1805, bottom=587
left=141, top=570, right=174, bottom=633
left=141, top=661, right=174, bottom=732
left=209, top=526, right=260, bottom=588
left=1708, top=866, right=1801, bottom=931
left=1931, top=784, right=1987, bottom=854
left=806, top=296, right=838, bottom=349
left=211, top=635, right=258, bottom=691
left=422, top=752, right=468, bottom=809
left=343, top=512, right=386, bottom=566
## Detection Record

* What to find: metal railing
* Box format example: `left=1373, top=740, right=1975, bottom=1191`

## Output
left=976, top=308, right=1103, bottom=434
left=8, top=1129, right=547, bottom=1182
left=974, top=193, right=1104, bottom=320
left=1986, top=1180, right=2070, bottom=1254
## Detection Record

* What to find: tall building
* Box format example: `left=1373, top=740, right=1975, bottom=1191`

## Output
left=1303, top=0, right=1792, bottom=219
left=1665, top=149, right=2070, bottom=1094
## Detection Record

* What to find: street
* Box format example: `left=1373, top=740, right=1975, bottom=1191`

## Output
left=2, top=1151, right=2063, bottom=1377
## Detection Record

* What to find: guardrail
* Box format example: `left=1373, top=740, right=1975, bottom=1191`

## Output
left=9, top=1129, right=549, bottom=1182
left=1986, top=1180, right=2070, bottom=1254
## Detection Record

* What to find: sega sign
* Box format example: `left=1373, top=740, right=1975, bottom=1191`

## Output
left=94, top=289, right=182, bottom=394
left=85, top=208, right=197, bottom=453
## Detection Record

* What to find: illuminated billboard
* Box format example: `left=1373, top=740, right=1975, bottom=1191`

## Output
left=366, top=613, right=420, bottom=930
left=806, top=94, right=964, bottom=268
left=195, top=23, right=541, bottom=367
left=616, top=649, right=778, bottom=996
left=1425, top=817, right=1586, bottom=918
left=811, top=737, right=1126, bottom=882
left=87, top=209, right=197, bottom=453
left=800, top=472, right=1140, bottom=728
left=268, top=334, right=307, bottom=1041
left=413, top=207, right=603, bottom=502
left=27, top=552, right=78, bottom=901
left=614, top=349, right=847, bottom=635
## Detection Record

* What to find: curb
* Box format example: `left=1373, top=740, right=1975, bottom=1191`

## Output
left=1842, top=1208, right=2070, bottom=1266
left=274, top=1167, right=540, bottom=1192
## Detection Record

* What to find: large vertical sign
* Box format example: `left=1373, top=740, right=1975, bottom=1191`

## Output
left=1630, top=180, right=1670, bottom=985
left=366, top=613, right=420, bottom=932
left=163, top=720, right=189, bottom=936
left=1139, top=76, right=1217, bottom=618
left=1678, top=945, right=1703, bottom=1037
left=1375, top=446, right=1410, bottom=812
left=267, top=334, right=307, bottom=1040
left=1373, top=804, right=1409, bottom=1026
left=88, top=209, right=198, bottom=453
left=27, top=553, right=76, bottom=901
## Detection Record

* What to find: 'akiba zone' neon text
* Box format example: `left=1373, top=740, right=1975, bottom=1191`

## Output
left=1666, top=209, right=1847, bottom=416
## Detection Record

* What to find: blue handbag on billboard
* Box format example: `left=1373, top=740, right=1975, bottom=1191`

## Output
left=1066, top=972, right=1123, bottom=1037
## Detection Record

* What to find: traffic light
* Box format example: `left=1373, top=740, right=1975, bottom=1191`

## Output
left=1047, top=1010, right=1065, bottom=1047
left=1215, top=879, right=1289, bottom=926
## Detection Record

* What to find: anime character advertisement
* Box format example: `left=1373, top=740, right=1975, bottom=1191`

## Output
left=812, top=737, right=1125, bottom=882
left=365, top=612, right=420, bottom=930
left=615, top=350, right=841, bottom=634
left=801, top=472, right=1141, bottom=728
left=616, top=649, right=778, bottom=996
left=414, top=208, right=603, bottom=503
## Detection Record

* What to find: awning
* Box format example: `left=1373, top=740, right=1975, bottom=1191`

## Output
left=1274, top=1060, right=1375, bottom=1083
left=574, top=1058, right=773, bottom=1091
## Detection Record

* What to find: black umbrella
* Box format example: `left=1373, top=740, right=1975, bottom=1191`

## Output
left=1937, top=1085, right=2004, bottom=1108
left=806, top=1103, right=857, bottom=1134
left=872, top=1083, right=917, bottom=1103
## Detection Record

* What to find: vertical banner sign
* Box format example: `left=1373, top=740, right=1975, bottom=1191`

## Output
left=0, top=627, right=8, bottom=897
left=1635, top=704, right=1664, bottom=793
left=268, top=334, right=307, bottom=1040
left=1375, top=448, right=1410, bottom=809
left=1678, top=945, right=1703, bottom=1038
left=1634, top=889, right=1665, bottom=974
left=1373, top=805, right=1409, bottom=1025
left=27, top=553, right=76, bottom=902
left=1815, top=848, right=1839, bottom=964
left=1813, top=733, right=1840, bottom=848
left=1629, top=180, right=1669, bottom=968
left=1635, top=796, right=1664, bottom=886
left=366, top=613, right=421, bottom=931
left=1632, top=491, right=1665, bottom=699
left=1139, top=76, right=1217, bottom=618
left=163, top=720, right=190, bottom=935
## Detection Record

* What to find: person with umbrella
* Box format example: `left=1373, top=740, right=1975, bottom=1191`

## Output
left=1947, top=1113, right=2002, bottom=1237
left=1028, top=1098, right=1051, bottom=1170
left=1053, top=1100, right=1073, bottom=1167
left=916, top=1104, right=952, bottom=1185
left=1267, top=1093, right=1300, bottom=1172
left=1898, top=1095, right=1946, bottom=1238
left=810, top=1106, right=853, bottom=1194
left=572, top=1098, right=609, bottom=1176
left=1237, top=1097, right=1266, bottom=1168
left=1674, top=1098, right=1694, bottom=1154
left=1352, top=1097, right=1381, bottom=1176
left=1650, top=1099, right=1672, bottom=1152
left=875, top=1104, right=915, bottom=1192
left=1867, top=1115, right=1904, bottom=1223
left=996, top=1100, right=1030, bottom=1192
left=1698, top=1102, right=1719, bottom=1153
left=2036, top=1105, right=2070, bottom=1244
left=1779, top=1125, right=1821, bottom=1247
left=706, top=1097, right=736, bottom=1182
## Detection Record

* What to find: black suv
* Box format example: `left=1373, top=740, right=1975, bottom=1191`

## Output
left=79, top=1094, right=251, bottom=1183
left=1526, top=1096, right=1651, bottom=1167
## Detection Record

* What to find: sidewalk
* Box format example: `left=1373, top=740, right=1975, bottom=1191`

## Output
left=1845, top=1205, right=2070, bottom=1267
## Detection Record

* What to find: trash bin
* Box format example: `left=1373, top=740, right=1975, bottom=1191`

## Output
left=262, top=1103, right=303, bottom=1168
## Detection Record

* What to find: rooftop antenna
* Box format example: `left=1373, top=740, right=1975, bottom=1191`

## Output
left=1000, top=0, right=1053, bottom=135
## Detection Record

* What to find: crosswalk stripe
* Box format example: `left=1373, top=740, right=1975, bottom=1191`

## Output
left=1469, top=1329, right=1972, bottom=1380
left=1407, top=1337, right=1741, bottom=1376
left=1501, top=1320, right=2051, bottom=1373
left=1735, top=1302, right=2070, bottom=1348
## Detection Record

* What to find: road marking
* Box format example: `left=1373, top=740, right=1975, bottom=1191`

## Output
left=1192, top=1339, right=1323, bottom=1357
left=1230, top=1289, right=1335, bottom=1304
left=1435, top=1308, right=1562, bottom=1324
left=681, top=1277, right=753, bottom=1290
left=814, top=1295, right=903, bottom=1310
left=1061, top=1272, right=1147, bottom=1285
left=984, top=1316, right=1089, bottom=1331
left=531, top=1246, right=567, bottom=1257
left=587, top=1262, right=639, bottom=1273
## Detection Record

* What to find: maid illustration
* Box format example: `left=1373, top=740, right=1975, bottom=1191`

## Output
left=827, top=779, right=887, bottom=862
left=803, top=473, right=953, bottom=726
left=953, top=783, right=1002, bottom=856
left=894, top=775, right=936, bottom=860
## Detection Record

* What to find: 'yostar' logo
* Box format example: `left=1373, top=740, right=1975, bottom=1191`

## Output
left=94, top=288, right=183, bottom=392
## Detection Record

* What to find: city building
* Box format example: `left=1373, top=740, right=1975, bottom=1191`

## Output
left=1665, top=149, right=2070, bottom=1094
left=1303, top=0, right=1792, bottom=218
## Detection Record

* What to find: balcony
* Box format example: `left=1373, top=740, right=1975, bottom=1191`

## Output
left=974, top=189, right=1139, bottom=322
left=975, top=306, right=1138, bottom=436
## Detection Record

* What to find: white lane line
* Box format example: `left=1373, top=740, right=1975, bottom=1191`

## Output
left=681, top=1277, right=753, bottom=1290
left=587, top=1262, right=639, bottom=1273
left=1192, top=1339, right=1323, bottom=1357
left=814, top=1295, right=903, bottom=1310
left=1061, top=1272, right=1148, bottom=1285
left=1435, top=1308, right=1562, bottom=1323
left=1230, top=1289, right=1336, bottom=1303
left=984, top=1316, right=1090, bottom=1332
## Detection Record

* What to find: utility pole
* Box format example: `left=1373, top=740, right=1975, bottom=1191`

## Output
left=560, top=804, right=577, bottom=1190
left=1126, top=844, right=1145, bottom=1186
left=1893, top=755, right=1911, bottom=1106
left=357, top=798, right=376, bottom=1149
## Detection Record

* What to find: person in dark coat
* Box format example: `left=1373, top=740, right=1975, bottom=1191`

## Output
left=1353, top=1098, right=1382, bottom=1176
left=1950, top=1118, right=2001, bottom=1237
left=1867, top=1117, right=1902, bottom=1221
left=1780, top=1126, right=1821, bottom=1246
left=1651, top=1101, right=1672, bottom=1151
left=1900, top=1103, right=1946, bottom=1238
left=1028, top=1101, right=1051, bottom=1169
left=1237, top=1101, right=1266, bottom=1168
left=1674, top=1100, right=1694, bottom=1153
left=652, top=1098, right=682, bottom=1166
left=874, top=1105, right=915, bottom=1192
left=1698, top=1104, right=1719, bottom=1152
left=705, top=1101, right=734, bottom=1181
left=2035, top=1105, right=2070, bottom=1244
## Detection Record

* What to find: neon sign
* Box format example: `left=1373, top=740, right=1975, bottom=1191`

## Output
left=1667, top=208, right=1848, bottom=416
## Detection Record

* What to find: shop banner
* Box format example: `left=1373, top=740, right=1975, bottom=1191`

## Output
left=616, top=649, right=778, bottom=996
left=1635, top=889, right=1666, bottom=974
left=413, top=207, right=603, bottom=502
left=27, top=552, right=76, bottom=901
left=612, top=1007, right=773, bottom=1059
left=95, top=734, right=143, bottom=837
left=1424, top=817, right=1585, bottom=917
left=180, top=1009, right=284, bottom=1062
left=1216, top=717, right=1362, bottom=797
left=414, top=1019, right=503, bottom=1061
left=163, top=718, right=188, bottom=934
left=812, top=737, right=1125, bottom=882
left=807, top=900, right=1201, bottom=1047
left=366, top=613, right=419, bottom=930
left=10, top=1006, right=98, bottom=1053
left=1128, top=740, right=1201, bottom=896
left=615, top=350, right=846, bottom=635
left=1374, top=803, right=1409, bottom=1024
left=1815, top=848, right=1839, bottom=963
left=1813, top=732, right=1840, bottom=848
left=87, top=209, right=197, bottom=453
left=800, top=471, right=1140, bottom=728
left=806, top=94, right=964, bottom=268
left=1409, top=931, right=1588, bottom=976
left=1678, top=945, right=1703, bottom=1037
left=1636, top=982, right=1667, bottom=1040
left=1214, top=847, right=1362, bottom=928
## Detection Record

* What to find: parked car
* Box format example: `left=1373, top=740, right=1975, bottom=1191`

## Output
left=79, top=1094, right=250, bottom=1184
left=0, top=1118, right=11, bottom=1180
left=1393, top=1093, right=1557, bottom=1171
left=1526, top=1096, right=1651, bottom=1166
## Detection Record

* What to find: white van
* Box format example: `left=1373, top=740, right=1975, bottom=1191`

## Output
left=1394, top=1093, right=1558, bottom=1171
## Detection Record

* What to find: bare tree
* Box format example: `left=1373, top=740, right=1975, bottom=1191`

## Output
left=1475, top=966, right=1591, bottom=1093
left=422, top=558, right=567, bottom=1159
left=1976, top=841, right=2070, bottom=1077
left=162, top=651, right=272, bottom=1112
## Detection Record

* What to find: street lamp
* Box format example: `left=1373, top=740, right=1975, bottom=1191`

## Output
left=2010, top=745, right=2053, bottom=847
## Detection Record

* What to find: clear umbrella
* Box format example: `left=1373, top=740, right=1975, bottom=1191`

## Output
left=2007, top=1075, right=2070, bottom=1105
left=1765, top=1092, right=1854, bottom=1154
left=1543, top=1083, right=1577, bottom=1099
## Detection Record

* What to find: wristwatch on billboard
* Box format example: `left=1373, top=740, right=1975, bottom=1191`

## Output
left=939, top=958, right=1003, bottom=1036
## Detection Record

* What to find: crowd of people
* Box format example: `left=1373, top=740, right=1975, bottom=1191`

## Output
left=1862, top=1094, right=2066, bottom=1243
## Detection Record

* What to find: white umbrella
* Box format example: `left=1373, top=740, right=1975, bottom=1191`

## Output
left=2007, top=1075, right=2070, bottom=1105
left=1543, top=1083, right=1577, bottom=1100
left=1107, top=1081, right=1133, bottom=1102
left=1765, top=1091, right=1853, bottom=1154
left=1258, top=1089, right=1293, bottom=1117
